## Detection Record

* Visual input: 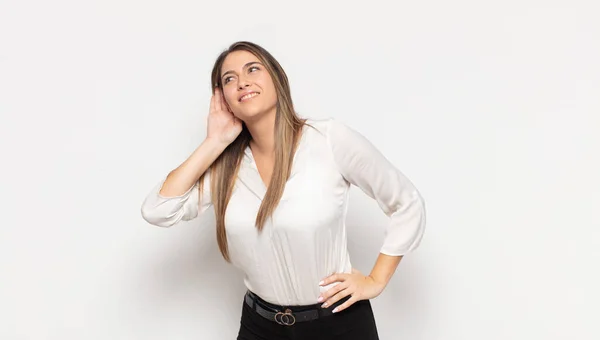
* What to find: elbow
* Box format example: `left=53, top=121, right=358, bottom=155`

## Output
left=414, top=192, right=427, bottom=243
left=414, top=190, right=427, bottom=229
left=140, top=204, right=176, bottom=228
left=140, top=179, right=198, bottom=228
left=399, top=190, right=427, bottom=249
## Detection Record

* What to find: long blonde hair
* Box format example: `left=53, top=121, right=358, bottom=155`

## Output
left=199, top=41, right=307, bottom=262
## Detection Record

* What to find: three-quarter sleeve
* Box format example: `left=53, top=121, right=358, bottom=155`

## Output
left=140, top=172, right=212, bottom=228
left=325, top=118, right=426, bottom=256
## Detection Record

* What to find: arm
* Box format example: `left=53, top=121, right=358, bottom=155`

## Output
left=318, top=118, right=426, bottom=310
left=140, top=138, right=227, bottom=227
left=326, top=118, right=426, bottom=258
left=368, top=253, right=402, bottom=289
left=159, top=138, right=227, bottom=197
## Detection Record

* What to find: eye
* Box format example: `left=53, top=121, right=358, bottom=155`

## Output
left=248, top=66, right=259, bottom=73
left=223, top=76, right=234, bottom=84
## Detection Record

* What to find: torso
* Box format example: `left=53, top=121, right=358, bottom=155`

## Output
left=249, top=148, right=274, bottom=188
left=223, top=118, right=353, bottom=306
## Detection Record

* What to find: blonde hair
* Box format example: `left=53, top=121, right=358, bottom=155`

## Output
left=199, top=41, right=307, bottom=262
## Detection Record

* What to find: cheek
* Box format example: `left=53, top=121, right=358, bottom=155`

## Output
left=223, top=92, right=236, bottom=108
left=266, top=89, right=278, bottom=104
left=258, top=82, right=277, bottom=103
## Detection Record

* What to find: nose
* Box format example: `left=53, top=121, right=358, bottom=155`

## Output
left=237, top=76, right=250, bottom=90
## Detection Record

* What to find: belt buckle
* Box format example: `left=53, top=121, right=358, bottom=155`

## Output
left=274, top=308, right=296, bottom=326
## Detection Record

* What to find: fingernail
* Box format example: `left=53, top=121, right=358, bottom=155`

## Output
left=321, top=302, right=328, bottom=308
left=332, top=307, right=338, bottom=313
left=318, top=280, right=324, bottom=285
left=317, top=296, right=323, bottom=302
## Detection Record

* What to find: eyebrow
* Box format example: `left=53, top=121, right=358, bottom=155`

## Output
left=221, top=61, right=262, bottom=80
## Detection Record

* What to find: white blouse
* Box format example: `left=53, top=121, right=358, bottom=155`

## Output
left=141, top=117, right=426, bottom=306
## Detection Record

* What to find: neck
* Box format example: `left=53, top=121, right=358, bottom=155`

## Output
left=246, top=110, right=276, bottom=156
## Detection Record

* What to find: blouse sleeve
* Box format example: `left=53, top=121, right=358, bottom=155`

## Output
left=140, top=172, right=212, bottom=228
left=325, top=118, right=426, bottom=256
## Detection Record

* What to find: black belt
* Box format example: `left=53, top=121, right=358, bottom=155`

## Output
left=244, top=290, right=350, bottom=326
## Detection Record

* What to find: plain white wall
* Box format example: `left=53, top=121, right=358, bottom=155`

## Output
left=1, top=0, right=598, bottom=339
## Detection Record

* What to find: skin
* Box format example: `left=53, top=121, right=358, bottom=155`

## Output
left=215, top=49, right=404, bottom=313
left=219, top=50, right=278, bottom=185
left=318, top=254, right=403, bottom=313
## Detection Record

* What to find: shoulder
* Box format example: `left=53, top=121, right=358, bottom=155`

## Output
left=303, top=117, right=365, bottom=148
left=303, top=117, right=353, bottom=139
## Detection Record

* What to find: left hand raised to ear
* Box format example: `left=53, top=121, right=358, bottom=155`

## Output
left=317, top=268, right=386, bottom=313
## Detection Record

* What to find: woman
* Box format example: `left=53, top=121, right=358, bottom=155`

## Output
left=141, top=41, right=426, bottom=340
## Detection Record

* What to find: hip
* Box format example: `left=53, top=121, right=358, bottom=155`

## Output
left=237, top=290, right=379, bottom=340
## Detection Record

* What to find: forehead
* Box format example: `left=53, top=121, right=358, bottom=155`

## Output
left=221, top=50, right=260, bottom=74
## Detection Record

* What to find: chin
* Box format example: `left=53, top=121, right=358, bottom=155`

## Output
left=237, top=111, right=264, bottom=123
left=235, top=105, right=275, bottom=122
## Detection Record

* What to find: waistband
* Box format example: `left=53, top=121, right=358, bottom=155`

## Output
left=244, top=290, right=351, bottom=326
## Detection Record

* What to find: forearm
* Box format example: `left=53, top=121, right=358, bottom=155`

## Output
left=159, top=138, right=228, bottom=197
left=368, top=253, right=403, bottom=287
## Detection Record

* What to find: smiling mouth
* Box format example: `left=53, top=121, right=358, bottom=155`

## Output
left=239, top=92, right=259, bottom=102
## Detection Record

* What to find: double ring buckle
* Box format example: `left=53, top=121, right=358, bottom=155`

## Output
left=274, top=308, right=296, bottom=326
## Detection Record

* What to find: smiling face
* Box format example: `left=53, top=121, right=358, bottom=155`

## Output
left=219, top=50, right=278, bottom=122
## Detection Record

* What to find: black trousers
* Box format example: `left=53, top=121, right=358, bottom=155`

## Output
left=236, top=292, right=379, bottom=340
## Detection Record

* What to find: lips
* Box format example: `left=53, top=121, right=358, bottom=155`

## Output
left=239, top=91, right=259, bottom=102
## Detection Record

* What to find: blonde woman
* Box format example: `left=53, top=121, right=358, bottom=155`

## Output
left=141, top=41, right=426, bottom=340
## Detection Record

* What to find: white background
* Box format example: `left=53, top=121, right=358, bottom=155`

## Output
left=1, top=0, right=599, bottom=339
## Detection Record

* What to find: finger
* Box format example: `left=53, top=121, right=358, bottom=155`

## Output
left=214, top=88, right=222, bottom=112
left=224, top=100, right=233, bottom=113
left=221, top=90, right=233, bottom=114
left=209, top=91, right=216, bottom=114
left=322, top=286, right=350, bottom=309
left=318, top=282, right=346, bottom=304
left=319, top=273, right=346, bottom=287
left=332, top=295, right=359, bottom=314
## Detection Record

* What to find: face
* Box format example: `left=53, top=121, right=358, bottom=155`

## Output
left=220, top=50, right=278, bottom=122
